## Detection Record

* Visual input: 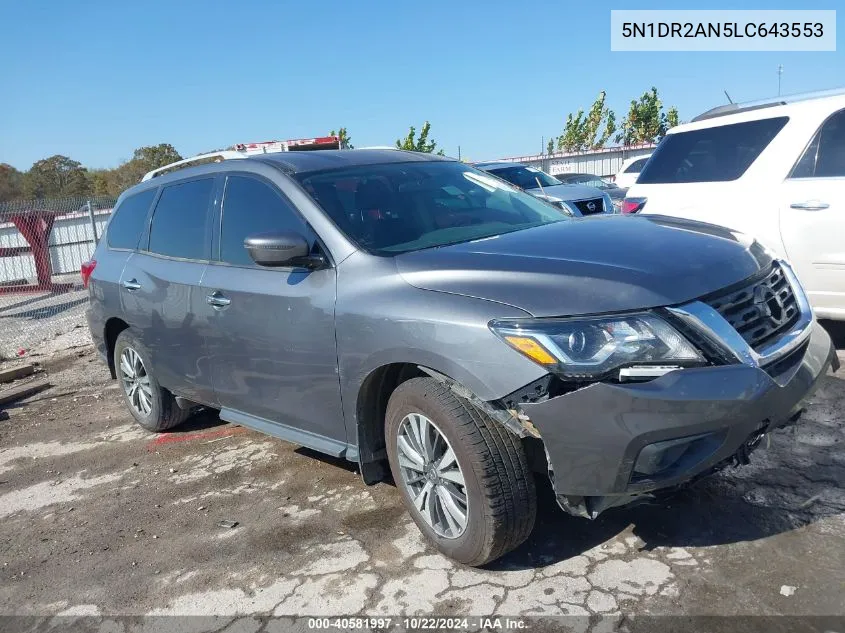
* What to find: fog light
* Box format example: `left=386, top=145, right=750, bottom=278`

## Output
left=633, top=431, right=725, bottom=480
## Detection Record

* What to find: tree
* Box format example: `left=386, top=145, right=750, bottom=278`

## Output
left=546, top=137, right=556, bottom=155
left=330, top=128, right=353, bottom=149
left=557, top=110, right=585, bottom=152
left=87, top=169, right=111, bottom=196
left=557, top=91, right=618, bottom=152
left=106, top=144, right=184, bottom=196
left=583, top=91, right=617, bottom=149
left=396, top=121, right=444, bottom=155
left=132, top=143, right=182, bottom=169
left=22, top=155, right=90, bottom=199
left=666, top=106, right=680, bottom=131
left=617, top=87, right=678, bottom=146
left=0, top=163, right=23, bottom=202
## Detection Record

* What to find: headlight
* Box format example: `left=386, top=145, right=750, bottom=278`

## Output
left=537, top=195, right=575, bottom=216
left=489, top=313, right=705, bottom=379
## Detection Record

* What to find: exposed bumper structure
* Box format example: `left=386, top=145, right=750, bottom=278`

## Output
left=522, top=321, right=837, bottom=518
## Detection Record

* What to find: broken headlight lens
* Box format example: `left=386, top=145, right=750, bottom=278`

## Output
left=489, top=313, right=705, bottom=379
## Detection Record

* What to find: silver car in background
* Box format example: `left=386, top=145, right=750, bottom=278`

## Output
left=474, top=162, right=614, bottom=216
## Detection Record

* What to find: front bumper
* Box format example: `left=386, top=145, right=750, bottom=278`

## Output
left=521, top=321, right=836, bottom=517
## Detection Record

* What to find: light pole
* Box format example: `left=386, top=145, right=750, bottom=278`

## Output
left=778, top=64, right=783, bottom=96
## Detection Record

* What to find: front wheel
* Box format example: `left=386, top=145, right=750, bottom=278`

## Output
left=385, top=377, right=536, bottom=566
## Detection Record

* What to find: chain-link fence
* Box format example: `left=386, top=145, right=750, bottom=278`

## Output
left=0, top=196, right=116, bottom=359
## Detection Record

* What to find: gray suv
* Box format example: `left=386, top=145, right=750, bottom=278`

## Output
left=84, top=149, right=837, bottom=566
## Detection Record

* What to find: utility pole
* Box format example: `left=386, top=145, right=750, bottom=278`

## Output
left=778, top=64, right=783, bottom=96
left=457, top=145, right=461, bottom=161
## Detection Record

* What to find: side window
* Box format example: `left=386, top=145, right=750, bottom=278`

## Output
left=626, top=158, right=649, bottom=174
left=107, top=189, right=156, bottom=249
left=790, top=109, right=845, bottom=178
left=220, top=175, right=309, bottom=266
left=148, top=178, right=214, bottom=260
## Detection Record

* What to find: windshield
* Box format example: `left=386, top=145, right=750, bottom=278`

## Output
left=557, top=174, right=613, bottom=189
left=483, top=165, right=561, bottom=190
left=296, top=161, right=568, bottom=255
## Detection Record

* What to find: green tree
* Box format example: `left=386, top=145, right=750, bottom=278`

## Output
left=107, top=144, right=184, bottom=196
left=617, top=87, right=678, bottom=145
left=557, top=110, right=585, bottom=152
left=87, top=169, right=111, bottom=196
left=666, top=106, right=680, bottom=130
left=546, top=137, right=556, bottom=155
left=396, top=121, right=444, bottom=155
left=558, top=91, right=618, bottom=152
left=0, top=163, right=23, bottom=202
left=330, top=128, right=353, bottom=149
left=583, top=91, right=617, bottom=149
left=22, top=155, right=90, bottom=199
left=132, top=143, right=182, bottom=169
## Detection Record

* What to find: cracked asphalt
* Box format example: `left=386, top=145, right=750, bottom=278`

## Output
left=0, top=323, right=843, bottom=625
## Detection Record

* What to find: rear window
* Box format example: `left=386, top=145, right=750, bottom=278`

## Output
left=107, top=189, right=156, bottom=250
left=147, top=178, right=214, bottom=260
left=624, top=157, right=649, bottom=174
left=637, top=117, right=788, bottom=184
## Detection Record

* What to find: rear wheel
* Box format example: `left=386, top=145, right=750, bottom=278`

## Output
left=385, top=377, right=536, bottom=566
left=114, top=330, right=191, bottom=432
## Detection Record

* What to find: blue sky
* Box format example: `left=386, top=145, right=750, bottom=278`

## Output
left=1, top=0, right=843, bottom=170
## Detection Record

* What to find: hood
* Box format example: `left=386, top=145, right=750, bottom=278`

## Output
left=527, top=183, right=604, bottom=202
left=395, top=215, right=772, bottom=317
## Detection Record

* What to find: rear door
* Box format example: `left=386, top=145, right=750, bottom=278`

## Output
left=780, top=108, right=845, bottom=319
left=201, top=173, right=345, bottom=451
left=119, top=177, right=217, bottom=405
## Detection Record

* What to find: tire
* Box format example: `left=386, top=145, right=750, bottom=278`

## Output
left=385, top=377, right=536, bottom=566
left=113, top=329, right=191, bottom=432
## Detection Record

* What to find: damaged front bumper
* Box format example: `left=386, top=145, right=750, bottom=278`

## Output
left=519, top=321, right=837, bottom=519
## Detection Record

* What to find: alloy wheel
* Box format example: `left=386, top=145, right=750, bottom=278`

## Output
left=119, top=347, right=153, bottom=417
left=396, top=413, right=468, bottom=539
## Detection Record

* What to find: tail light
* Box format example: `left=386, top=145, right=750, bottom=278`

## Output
left=81, top=259, right=97, bottom=288
left=621, top=197, right=647, bottom=215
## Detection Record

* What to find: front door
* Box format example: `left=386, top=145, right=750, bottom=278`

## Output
left=780, top=107, right=845, bottom=319
left=201, top=173, right=345, bottom=448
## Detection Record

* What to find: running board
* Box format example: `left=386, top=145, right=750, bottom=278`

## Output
left=219, top=408, right=354, bottom=459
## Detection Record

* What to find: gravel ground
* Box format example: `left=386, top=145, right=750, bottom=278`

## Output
left=0, top=321, right=843, bottom=631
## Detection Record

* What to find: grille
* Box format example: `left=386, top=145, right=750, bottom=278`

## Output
left=705, top=262, right=801, bottom=351
left=572, top=197, right=604, bottom=215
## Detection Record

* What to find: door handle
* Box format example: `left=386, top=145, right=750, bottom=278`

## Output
left=206, top=291, right=231, bottom=309
left=790, top=201, right=830, bottom=211
left=122, top=279, right=141, bottom=291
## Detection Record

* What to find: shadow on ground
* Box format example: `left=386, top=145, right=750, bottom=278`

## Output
left=149, top=340, right=844, bottom=572
left=820, top=319, right=845, bottom=350
left=494, top=368, right=845, bottom=570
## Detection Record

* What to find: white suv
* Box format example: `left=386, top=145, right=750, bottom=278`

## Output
left=625, top=90, right=845, bottom=321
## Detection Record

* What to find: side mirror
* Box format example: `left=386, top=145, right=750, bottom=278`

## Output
left=244, top=231, right=324, bottom=268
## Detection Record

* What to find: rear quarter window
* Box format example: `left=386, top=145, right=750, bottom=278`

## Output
left=637, top=116, right=788, bottom=184
left=147, top=178, right=215, bottom=260
left=624, top=157, right=649, bottom=174
left=106, top=188, right=157, bottom=250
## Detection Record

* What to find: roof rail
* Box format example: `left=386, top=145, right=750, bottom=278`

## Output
left=141, top=135, right=343, bottom=182
left=693, top=86, right=845, bottom=122
left=141, top=151, right=246, bottom=181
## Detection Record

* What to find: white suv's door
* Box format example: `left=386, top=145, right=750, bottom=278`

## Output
left=780, top=107, right=845, bottom=320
